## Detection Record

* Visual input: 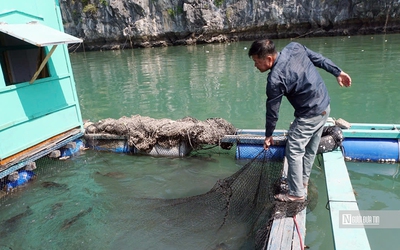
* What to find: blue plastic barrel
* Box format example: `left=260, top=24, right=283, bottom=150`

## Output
left=236, top=144, right=285, bottom=161
left=342, top=138, right=399, bottom=162
left=60, top=139, right=85, bottom=157
left=6, top=170, right=36, bottom=191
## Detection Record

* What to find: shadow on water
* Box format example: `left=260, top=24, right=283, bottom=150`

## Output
left=0, top=206, right=33, bottom=236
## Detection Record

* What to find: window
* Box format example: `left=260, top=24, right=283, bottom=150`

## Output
left=0, top=22, right=82, bottom=85
left=0, top=32, right=49, bottom=85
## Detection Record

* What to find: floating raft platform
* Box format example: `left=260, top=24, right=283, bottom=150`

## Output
left=83, top=120, right=400, bottom=163
left=226, top=121, right=400, bottom=163
left=341, top=123, right=400, bottom=163
left=0, top=128, right=83, bottom=179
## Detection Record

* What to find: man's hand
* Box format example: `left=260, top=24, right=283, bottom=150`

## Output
left=336, top=71, right=352, bottom=87
left=264, top=136, right=274, bottom=150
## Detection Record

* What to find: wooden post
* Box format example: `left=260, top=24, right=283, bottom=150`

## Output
left=29, top=44, right=57, bottom=84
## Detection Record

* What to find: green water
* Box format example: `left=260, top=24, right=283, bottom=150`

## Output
left=74, top=34, right=400, bottom=127
left=346, top=162, right=400, bottom=249
left=1, top=34, right=400, bottom=249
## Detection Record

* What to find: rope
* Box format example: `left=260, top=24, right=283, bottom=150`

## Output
left=325, top=200, right=358, bottom=210
left=293, top=215, right=305, bottom=250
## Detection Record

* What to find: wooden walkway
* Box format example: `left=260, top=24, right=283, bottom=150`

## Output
left=267, top=158, right=306, bottom=250
left=267, top=209, right=306, bottom=250
left=323, top=150, right=371, bottom=250
left=267, top=149, right=372, bottom=250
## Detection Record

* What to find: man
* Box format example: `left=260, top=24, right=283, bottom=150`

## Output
left=248, top=39, right=351, bottom=202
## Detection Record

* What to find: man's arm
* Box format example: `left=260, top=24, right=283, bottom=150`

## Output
left=265, top=73, right=285, bottom=137
left=304, top=45, right=342, bottom=77
left=304, top=44, right=352, bottom=87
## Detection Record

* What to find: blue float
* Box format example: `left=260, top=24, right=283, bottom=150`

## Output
left=6, top=170, right=36, bottom=192
left=342, top=138, right=399, bottom=162
left=60, top=139, right=85, bottom=157
left=236, top=144, right=285, bottom=161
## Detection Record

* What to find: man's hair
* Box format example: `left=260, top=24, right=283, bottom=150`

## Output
left=248, top=39, right=277, bottom=59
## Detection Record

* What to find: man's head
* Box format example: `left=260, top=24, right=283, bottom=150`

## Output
left=248, top=39, right=277, bottom=73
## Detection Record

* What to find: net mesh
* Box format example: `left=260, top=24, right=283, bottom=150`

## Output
left=124, top=149, right=302, bottom=250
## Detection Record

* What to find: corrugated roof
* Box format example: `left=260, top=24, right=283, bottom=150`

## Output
left=0, top=21, right=82, bottom=46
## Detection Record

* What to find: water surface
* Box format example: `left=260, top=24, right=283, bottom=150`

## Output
left=1, top=34, right=400, bottom=249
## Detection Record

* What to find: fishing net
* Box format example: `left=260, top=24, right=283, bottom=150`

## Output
left=84, top=115, right=237, bottom=153
left=117, top=149, right=307, bottom=250
left=0, top=134, right=309, bottom=249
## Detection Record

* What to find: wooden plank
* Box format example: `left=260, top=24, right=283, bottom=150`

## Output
left=30, top=45, right=57, bottom=84
left=267, top=217, right=284, bottom=249
left=280, top=218, right=295, bottom=248
left=235, top=129, right=288, bottom=136
left=323, top=150, right=371, bottom=250
left=341, top=122, right=400, bottom=139
left=221, top=135, right=286, bottom=146
left=267, top=217, right=293, bottom=249
left=292, top=209, right=306, bottom=249
left=267, top=209, right=306, bottom=250
left=342, top=129, right=400, bottom=139
left=84, top=133, right=127, bottom=140
left=267, top=157, right=306, bottom=250
left=323, top=150, right=356, bottom=202
left=329, top=202, right=371, bottom=250
left=348, top=123, right=400, bottom=130
left=0, top=127, right=81, bottom=169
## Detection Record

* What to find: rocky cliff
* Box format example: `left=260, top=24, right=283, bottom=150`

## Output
left=60, top=0, right=400, bottom=50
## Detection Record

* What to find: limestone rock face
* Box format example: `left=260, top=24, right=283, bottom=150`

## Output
left=60, top=0, right=400, bottom=50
